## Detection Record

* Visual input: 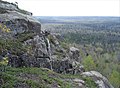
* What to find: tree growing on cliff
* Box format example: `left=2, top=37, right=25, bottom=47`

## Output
left=82, top=55, right=96, bottom=71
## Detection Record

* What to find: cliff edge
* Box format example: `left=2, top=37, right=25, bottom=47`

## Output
left=0, top=1, right=114, bottom=88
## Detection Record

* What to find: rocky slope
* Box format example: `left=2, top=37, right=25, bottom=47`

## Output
left=0, top=1, right=114, bottom=88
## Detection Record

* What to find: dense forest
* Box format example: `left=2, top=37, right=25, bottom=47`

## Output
left=37, top=16, right=120, bottom=88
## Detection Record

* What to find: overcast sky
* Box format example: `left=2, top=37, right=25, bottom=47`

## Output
left=4, top=0, right=120, bottom=16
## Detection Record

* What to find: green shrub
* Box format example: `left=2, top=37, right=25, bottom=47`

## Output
left=83, top=77, right=97, bottom=88
left=0, top=38, right=27, bottom=55
left=16, top=32, right=35, bottom=42
left=82, top=55, right=96, bottom=71
left=109, top=70, right=120, bottom=88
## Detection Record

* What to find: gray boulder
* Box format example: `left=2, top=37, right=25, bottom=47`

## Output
left=69, top=47, right=81, bottom=62
left=81, top=71, right=114, bottom=88
left=0, top=11, right=41, bottom=35
left=24, top=35, right=49, bottom=58
left=20, top=54, right=51, bottom=68
left=8, top=55, right=23, bottom=67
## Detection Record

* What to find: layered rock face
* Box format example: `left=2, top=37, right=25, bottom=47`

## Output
left=0, top=0, right=82, bottom=74
left=0, top=0, right=41, bottom=37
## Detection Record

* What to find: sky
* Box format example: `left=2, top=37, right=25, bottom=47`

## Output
left=4, top=0, right=120, bottom=16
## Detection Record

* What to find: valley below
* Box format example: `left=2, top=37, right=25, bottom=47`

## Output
left=37, top=16, right=120, bottom=88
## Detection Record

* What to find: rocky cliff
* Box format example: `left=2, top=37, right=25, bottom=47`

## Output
left=0, top=1, right=114, bottom=88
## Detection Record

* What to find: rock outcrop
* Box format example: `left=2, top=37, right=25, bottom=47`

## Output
left=69, top=47, right=82, bottom=62
left=81, top=71, right=114, bottom=88
left=0, top=0, right=84, bottom=74
left=0, top=0, right=41, bottom=37
left=0, top=0, right=32, bottom=15
left=0, top=1, right=114, bottom=88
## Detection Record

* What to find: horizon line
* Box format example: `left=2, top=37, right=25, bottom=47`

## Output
left=34, top=16, right=120, bottom=17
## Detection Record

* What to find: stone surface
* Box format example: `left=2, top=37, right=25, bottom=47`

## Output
left=73, top=78, right=85, bottom=84
left=0, top=1, right=18, bottom=11
left=81, top=71, right=114, bottom=88
left=0, top=1, right=41, bottom=36
left=0, top=11, right=41, bottom=35
left=0, top=0, right=32, bottom=15
left=69, top=47, right=81, bottom=62
left=0, top=56, right=3, bottom=61
left=24, top=35, right=49, bottom=58
left=73, top=78, right=85, bottom=88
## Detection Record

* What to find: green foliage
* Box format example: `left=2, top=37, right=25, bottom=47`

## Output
left=0, top=38, right=27, bottom=55
left=0, top=57, right=8, bottom=72
left=83, top=77, right=97, bottom=88
left=0, top=31, right=35, bottom=55
left=0, top=67, right=98, bottom=88
left=82, top=55, right=96, bottom=71
left=47, top=35, right=56, bottom=45
left=0, top=72, right=18, bottom=88
left=60, top=41, right=69, bottom=50
left=0, top=57, right=8, bottom=66
left=1, top=32, right=35, bottom=56
left=109, top=70, right=120, bottom=88
left=0, top=23, right=11, bottom=33
left=16, top=32, right=35, bottom=42
left=39, top=16, right=120, bottom=88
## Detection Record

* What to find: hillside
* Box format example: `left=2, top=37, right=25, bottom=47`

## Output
left=0, top=67, right=99, bottom=88
left=0, top=1, right=119, bottom=88
left=37, top=16, right=120, bottom=88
